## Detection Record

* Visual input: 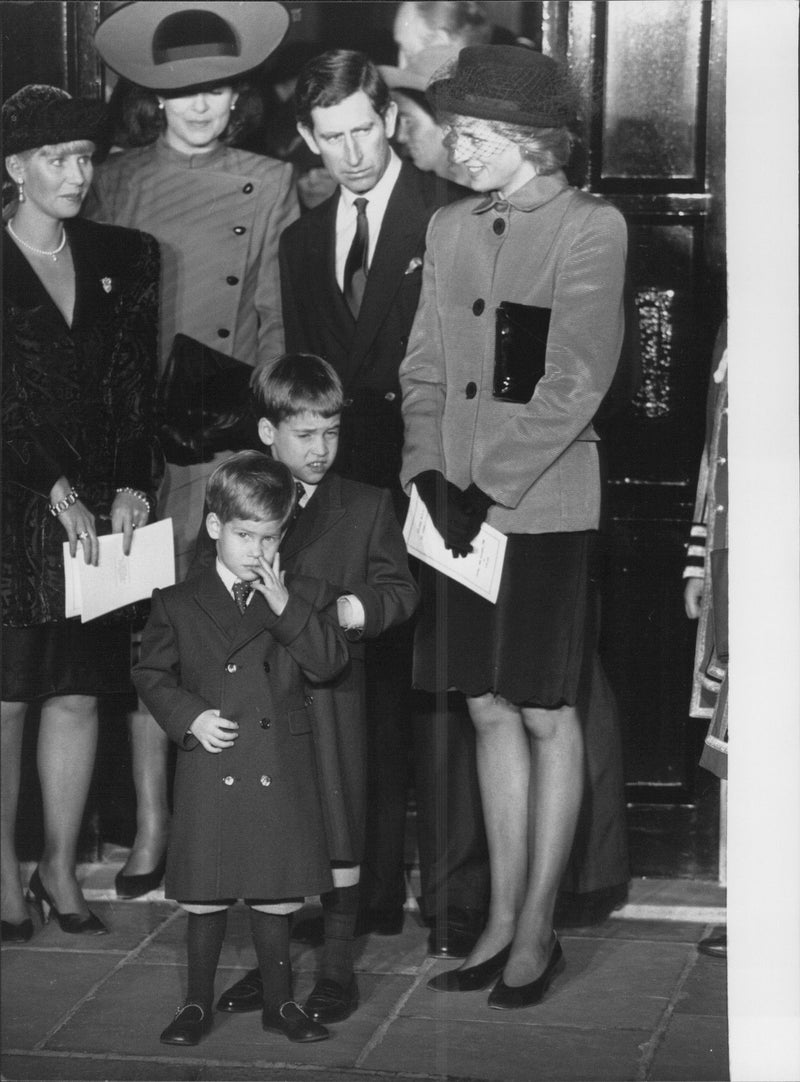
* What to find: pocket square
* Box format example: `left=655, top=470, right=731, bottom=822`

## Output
left=404, top=257, right=423, bottom=275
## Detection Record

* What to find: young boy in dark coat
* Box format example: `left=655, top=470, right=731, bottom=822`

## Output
left=133, top=452, right=349, bottom=1047
left=196, top=355, right=419, bottom=1025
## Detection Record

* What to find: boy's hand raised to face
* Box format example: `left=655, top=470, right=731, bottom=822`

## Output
left=190, top=710, right=239, bottom=753
left=253, top=550, right=289, bottom=616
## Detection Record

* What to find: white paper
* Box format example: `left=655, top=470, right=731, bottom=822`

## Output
left=403, top=485, right=507, bottom=604
left=63, top=518, right=175, bottom=622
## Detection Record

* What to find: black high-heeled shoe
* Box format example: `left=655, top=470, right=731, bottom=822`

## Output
left=27, top=867, right=108, bottom=935
left=115, top=853, right=167, bottom=899
left=427, top=942, right=512, bottom=992
left=488, top=933, right=565, bottom=1010
left=1, top=917, right=34, bottom=944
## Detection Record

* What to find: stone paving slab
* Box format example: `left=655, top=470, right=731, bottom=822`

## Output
left=648, top=1013, right=729, bottom=1081
left=0, top=1052, right=200, bottom=1081
left=361, top=1015, right=652, bottom=1082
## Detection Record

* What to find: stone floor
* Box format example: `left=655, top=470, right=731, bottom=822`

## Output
left=1, top=865, right=728, bottom=1082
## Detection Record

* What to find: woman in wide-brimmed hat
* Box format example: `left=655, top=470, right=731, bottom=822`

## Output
left=2, top=85, right=160, bottom=942
left=85, top=2, right=295, bottom=902
left=399, top=45, right=628, bottom=1009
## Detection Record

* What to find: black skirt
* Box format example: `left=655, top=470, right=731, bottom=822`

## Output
left=1, top=621, right=132, bottom=702
left=413, top=531, right=594, bottom=707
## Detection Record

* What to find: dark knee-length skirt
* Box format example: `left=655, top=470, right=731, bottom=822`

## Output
left=412, top=531, right=595, bottom=707
left=2, top=621, right=132, bottom=702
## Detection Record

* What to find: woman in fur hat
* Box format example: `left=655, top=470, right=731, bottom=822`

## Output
left=2, top=85, right=160, bottom=941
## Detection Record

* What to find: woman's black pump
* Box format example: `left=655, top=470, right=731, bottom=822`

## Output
left=27, top=867, right=108, bottom=936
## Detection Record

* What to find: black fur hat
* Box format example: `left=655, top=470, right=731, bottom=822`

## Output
left=2, top=85, right=107, bottom=156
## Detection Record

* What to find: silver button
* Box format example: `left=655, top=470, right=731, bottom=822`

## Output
left=718, top=456, right=726, bottom=465
left=223, top=775, right=234, bottom=786
left=260, top=775, right=272, bottom=787
left=226, top=663, right=237, bottom=673
left=384, top=391, right=396, bottom=402
left=716, top=503, right=725, bottom=512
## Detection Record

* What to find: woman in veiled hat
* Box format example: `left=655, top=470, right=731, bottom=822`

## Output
left=2, top=85, right=160, bottom=941
left=86, top=2, right=296, bottom=901
left=399, top=46, right=627, bottom=1008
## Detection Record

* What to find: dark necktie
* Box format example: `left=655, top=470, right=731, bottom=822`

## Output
left=343, top=197, right=369, bottom=318
left=232, top=580, right=252, bottom=614
left=293, top=481, right=306, bottom=520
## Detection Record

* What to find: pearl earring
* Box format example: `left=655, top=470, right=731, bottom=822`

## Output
left=157, top=101, right=165, bottom=110
left=230, top=102, right=236, bottom=112
left=16, top=179, right=25, bottom=203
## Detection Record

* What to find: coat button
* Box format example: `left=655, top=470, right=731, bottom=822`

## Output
left=260, top=775, right=272, bottom=787
left=223, top=775, right=235, bottom=786
left=242, top=183, right=254, bottom=194
left=384, top=391, right=396, bottom=402
left=218, top=328, right=230, bottom=339
left=226, top=662, right=237, bottom=673
left=493, top=218, right=506, bottom=235
left=260, top=717, right=271, bottom=729
left=226, top=275, right=239, bottom=285
left=472, top=299, right=485, bottom=316
left=465, top=382, right=477, bottom=399
left=233, top=226, right=246, bottom=235
left=263, top=662, right=271, bottom=673
left=304, top=693, right=314, bottom=706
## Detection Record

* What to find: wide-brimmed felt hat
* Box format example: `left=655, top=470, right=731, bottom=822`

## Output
left=428, top=45, right=577, bottom=128
left=2, top=84, right=108, bottom=156
left=379, top=46, right=461, bottom=94
left=94, top=1, right=289, bottom=92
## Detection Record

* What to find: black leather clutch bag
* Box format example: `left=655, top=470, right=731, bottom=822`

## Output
left=493, top=302, right=551, bottom=403
left=156, top=334, right=259, bottom=466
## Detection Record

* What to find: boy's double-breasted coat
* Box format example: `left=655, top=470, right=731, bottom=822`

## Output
left=132, top=569, right=349, bottom=901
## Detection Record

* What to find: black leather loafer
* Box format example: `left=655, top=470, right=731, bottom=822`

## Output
left=160, top=1002, right=213, bottom=1045
left=305, top=977, right=359, bottom=1023
left=261, top=1000, right=330, bottom=1042
left=216, top=967, right=262, bottom=1013
left=427, top=906, right=485, bottom=959
left=427, top=943, right=511, bottom=992
left=488, top=935, right=565, bottom=1010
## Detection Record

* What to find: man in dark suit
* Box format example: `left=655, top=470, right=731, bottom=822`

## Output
left=277, top=49, right=489, bottom=956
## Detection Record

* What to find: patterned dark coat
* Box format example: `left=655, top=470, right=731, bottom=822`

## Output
left=1, top=217, right=160, bottom=627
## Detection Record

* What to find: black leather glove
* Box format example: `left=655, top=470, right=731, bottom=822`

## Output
left=413, top=471, right=488, bottom=558
left=447, top=483, right=493, bottom=553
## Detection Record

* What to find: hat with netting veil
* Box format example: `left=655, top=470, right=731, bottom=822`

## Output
left=2, top=85, right=107, bottom=156
left=427, top=45, right=577, bottom=128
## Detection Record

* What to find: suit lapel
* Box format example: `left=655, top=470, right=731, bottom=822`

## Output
left=194, top=568, right=278, bottom=657
left=308, top=193, right=353, bottom=355
left=280, top=472, right=347, bottom=564
left=349, top=165, right=430, bottom=366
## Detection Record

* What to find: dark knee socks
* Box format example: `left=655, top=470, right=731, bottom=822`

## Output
left=320, top=884, right=359, bottom=985
left=249, top=908, right=292, bottom=1009
left=186, top=909, right=228, bottom=1009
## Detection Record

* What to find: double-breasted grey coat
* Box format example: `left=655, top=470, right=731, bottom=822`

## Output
left=132, top=569, right=349, bottom=901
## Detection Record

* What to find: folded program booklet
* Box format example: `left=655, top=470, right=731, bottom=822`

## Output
left=403, top=485, right=506, bottom=604
left=64, top=518, right=175, bottom=622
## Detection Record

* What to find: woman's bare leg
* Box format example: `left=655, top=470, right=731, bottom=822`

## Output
left=459, top=693, right=529, bottom=968
left=503, top=703, right=584, bottom=985
left=36, top=694, right=98, bottom=917
left=120, top=705, right=169, bottom=876
left=1, top=701, right=29, bottom=924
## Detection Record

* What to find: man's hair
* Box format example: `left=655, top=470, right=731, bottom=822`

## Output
left=206, top=450, right=295, bottom=524
left=405, top=2, right=492, bottom=47
left=251, top=354, right=344, bottom=424
left=294, top=49, right=392, bottom=130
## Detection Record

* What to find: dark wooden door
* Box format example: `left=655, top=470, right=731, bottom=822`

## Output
left=542, top=0, right=727, bottom=877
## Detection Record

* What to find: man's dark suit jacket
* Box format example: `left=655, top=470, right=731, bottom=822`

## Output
left=278, top=162, right=467, bottom=493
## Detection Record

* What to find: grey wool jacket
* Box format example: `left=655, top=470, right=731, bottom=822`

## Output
left=400, top=171, right=627, bottom=535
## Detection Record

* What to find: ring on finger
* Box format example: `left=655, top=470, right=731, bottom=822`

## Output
left=77, top=531, right=90, bottom=540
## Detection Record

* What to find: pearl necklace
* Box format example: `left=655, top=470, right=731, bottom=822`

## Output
left=7, top=220, right=67, bottom=261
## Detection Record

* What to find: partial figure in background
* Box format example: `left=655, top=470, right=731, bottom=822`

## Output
left=393, top=2, right=493, bottom=69
left=1, top=86, right=159, bottom=942
left=87, top=0, right=295, bottom=900
left=400, top=46, right=627, bottom=1008
left=684, top=320, right=728, bottom=960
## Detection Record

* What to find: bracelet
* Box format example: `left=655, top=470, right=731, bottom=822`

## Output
left=49, top=488, right=79, bottom=517
left=115, top=487, right=152, bottom=514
